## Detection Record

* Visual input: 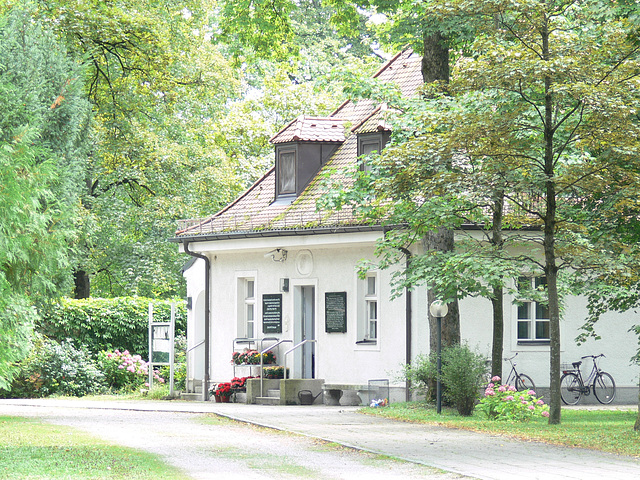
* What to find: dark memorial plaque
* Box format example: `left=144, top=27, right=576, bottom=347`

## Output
left=325, top=291, right=347, bottom=333
left=262, top=294, right=282, bottom=334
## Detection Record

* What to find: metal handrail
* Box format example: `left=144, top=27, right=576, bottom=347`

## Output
left=259, top=340, right=292, bottom=396
left=186, top=340, right=205, bottom=354
left=283, top=339, right=317, bottom=380
left=232, top=337, right=282, bottom=398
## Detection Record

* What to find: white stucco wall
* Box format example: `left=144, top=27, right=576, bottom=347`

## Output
left=181, top=232, right=640, bottom=401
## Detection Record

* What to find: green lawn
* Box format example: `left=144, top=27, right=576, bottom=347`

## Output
left=0, top=416, right=191, bottom=480
left=363, top=402, right=640, bottom=458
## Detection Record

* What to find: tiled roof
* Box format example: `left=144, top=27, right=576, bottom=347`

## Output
left=174, top=49, right=423, bottom=240
left=270, top=116, right=346, bottom=144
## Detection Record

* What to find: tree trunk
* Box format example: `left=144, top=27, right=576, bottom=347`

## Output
left=74, top=269, right=91, bottom=299
left=635, top=386, right=640, bottom=431
left=541, top=12, right=561, bottom=425
left=422, top=30, right=460, bottom=353
left=490, top=194, right=505, bottom=379
left=426, top=227, right=461, bottom=350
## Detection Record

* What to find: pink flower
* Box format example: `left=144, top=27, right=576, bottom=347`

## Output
left=123, top=350, right=130, bottom=355
left=527, top=390, right=536, bottom=396
left=498, top=385, right=507, bottom=392
left=503, top=395, right=514, bottom=401
left=485, top=388, right=495, bottom=396
left=542, top=411, right=550, bottom=417
left=488, top=383, right=494, bottom=388
left=528, top=405, right=535, bottom=410
left=491, top=376, right=501, bottom=382
left=118, top=365, right=125, bottom=369
left=508, top=385, right=517, bottom=392
left=536, top=400, right=545, bottom=405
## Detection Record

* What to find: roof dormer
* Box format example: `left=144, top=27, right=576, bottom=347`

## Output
left=270, top=116, right=345, bottom=203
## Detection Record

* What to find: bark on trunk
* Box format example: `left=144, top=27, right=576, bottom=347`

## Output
left=74, top=269, right=90, bottom=299
left=422, top=30, right=460, bottom=353
left=490, top=194, right=505, bottom=379
left=540, top=12, right=562, bottom=425
left=426, top=227, right=461, bottom=351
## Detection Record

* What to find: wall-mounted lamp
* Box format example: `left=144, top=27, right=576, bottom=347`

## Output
left=280, top=278, right=289, bottom=292
left=264, top=248, right=287, bottom=262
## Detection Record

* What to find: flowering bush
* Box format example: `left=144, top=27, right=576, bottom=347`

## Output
left=476, top=376, right=549, bottom=421
left=97, top=349, right=164, bottom=391
left=2, top=335, right=105, bottom=398
left=231, top=349, right=276, bottom=365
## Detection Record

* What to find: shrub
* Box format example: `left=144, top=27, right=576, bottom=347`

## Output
left=440, top=344, right=488, bottom=416
left=37, top=297, right=186, bottom=358
left=97, top=349, right=164, bottom=392
left=403, top=344, right=488, bottom=416
left=476, top=376, right=549, bottom=421
left=2, top=335, right=104, bottom=398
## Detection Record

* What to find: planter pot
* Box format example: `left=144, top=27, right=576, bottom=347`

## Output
left=214, top=394, right=222, bottom=403
left=220, top=395, right=231, bottom=403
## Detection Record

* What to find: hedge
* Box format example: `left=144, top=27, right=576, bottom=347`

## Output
left=37, top=297, right=186, bottom=359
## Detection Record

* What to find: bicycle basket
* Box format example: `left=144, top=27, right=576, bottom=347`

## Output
left=561, top=363, right=577, bottom=374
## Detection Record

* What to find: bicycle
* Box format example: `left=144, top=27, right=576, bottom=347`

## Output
left=503, top=353, right=536, bottom=392
left=560, top=354, right=616, bottom=405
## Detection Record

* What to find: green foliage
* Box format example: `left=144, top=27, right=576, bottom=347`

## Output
left=37, top=297, right=186, bottom=358
left=476, top=377, right=549, bottom=422
left=0, top=4, right=91, bottom=388
left=403, top=344, right=488, bottom=416
left=2, top=335, right=105, bottom=398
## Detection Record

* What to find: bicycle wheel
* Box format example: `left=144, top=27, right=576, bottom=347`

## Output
left=593, top=372, right=616, bottom=404
left=515, top=374, right=536, bottom=393
left=560, top=373, right=583, bottom=405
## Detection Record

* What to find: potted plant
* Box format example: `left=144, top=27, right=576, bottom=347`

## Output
left=262, top=366, right=288, bottom=379
left=231, top=349, right=276, bottom=365
left=230, top=376, right=253, bottom=391
left=212, top=382, right=232, bottom=402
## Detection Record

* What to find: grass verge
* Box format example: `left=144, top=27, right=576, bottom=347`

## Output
left=0, top=416, right=190, bottom=480
left=362, top=402, right=640, bottom=457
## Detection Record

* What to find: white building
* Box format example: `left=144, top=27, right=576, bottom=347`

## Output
left=171, top=50, right=639, bottom=405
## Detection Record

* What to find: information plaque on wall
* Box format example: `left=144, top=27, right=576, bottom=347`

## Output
left=262, top=294, right=282, bottom=334
left=325, top=291, right=347, bottom=333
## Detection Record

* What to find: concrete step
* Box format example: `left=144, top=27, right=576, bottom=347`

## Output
left=267, top=389, right=280, bottom=398
left=180, top=392, right=202, bottom=402
left=256, top=396, right=280, bottom=405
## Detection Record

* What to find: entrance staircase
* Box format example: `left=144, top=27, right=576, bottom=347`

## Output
left=180, top=378, right=204, bottom=401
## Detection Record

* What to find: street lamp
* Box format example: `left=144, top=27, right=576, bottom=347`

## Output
left=429, top=300, right=449, bottom=414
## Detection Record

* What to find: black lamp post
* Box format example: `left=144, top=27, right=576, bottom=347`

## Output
left=429, top=300, right=448, bottom=414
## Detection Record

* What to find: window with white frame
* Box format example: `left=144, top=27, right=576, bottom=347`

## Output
left=516, top=276, right=549, bottom=343
left=238, top=278, right=256, bottom=338
left=357, top=273, right=378, bottom=343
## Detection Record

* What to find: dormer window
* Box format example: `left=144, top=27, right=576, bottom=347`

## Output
left=270, top=116, right=345, bottom=202
left=277, top=147, right=297, bottom=195
left=357, top=132, right=390, bottom=171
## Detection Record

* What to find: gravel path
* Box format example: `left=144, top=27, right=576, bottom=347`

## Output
left=1, top=403, right=469, bottom=480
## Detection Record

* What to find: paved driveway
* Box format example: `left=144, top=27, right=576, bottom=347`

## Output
left=0, top=399, right=466, bottom=480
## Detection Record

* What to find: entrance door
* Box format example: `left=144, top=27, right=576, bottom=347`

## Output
left=293, top=285, right=315, bottom=378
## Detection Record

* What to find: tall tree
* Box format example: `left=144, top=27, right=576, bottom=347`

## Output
left=0, top=4, right=91, bottom=387
left=371, top=0, right=640, bottom=424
